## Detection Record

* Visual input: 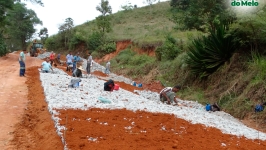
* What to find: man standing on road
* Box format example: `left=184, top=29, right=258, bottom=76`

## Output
left=159, top=85, right=181, bottom=105
left=18, top=49, right=27, bottom=77
left=86, top=52, right=93, bottom=75
left=41, top=57, right=54, bottom=73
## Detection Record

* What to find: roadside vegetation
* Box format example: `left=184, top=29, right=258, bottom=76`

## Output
left=0, top=0, right=44, bottom=55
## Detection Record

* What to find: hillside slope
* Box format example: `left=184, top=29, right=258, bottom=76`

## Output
left=74, top=1, right=201, bottom=45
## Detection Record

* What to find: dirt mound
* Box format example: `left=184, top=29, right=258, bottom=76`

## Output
left=11, top=67, right=63, bottom=149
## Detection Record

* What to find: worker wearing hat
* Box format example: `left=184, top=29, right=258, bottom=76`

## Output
left=73, top=65, right=85, bottom=77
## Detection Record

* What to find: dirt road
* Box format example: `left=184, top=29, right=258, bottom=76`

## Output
left=0, top=53, right=43, bottom=149
left=1, top=52, right=266, bottom=150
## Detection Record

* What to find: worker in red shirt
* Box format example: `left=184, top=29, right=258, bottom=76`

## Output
left=49, top=51, right=55, bottom=66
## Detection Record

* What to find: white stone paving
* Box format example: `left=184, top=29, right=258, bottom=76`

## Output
left=37, top=52, right=266, bottom=149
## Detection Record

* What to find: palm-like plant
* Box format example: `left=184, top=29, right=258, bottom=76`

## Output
left=186, top=25, right=238, bottom=78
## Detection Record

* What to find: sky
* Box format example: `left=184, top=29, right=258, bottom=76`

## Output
left=25, top=0, right=168, bottom=37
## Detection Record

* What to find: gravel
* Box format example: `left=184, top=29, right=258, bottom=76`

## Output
left=37, top=52, right=266, bottom=148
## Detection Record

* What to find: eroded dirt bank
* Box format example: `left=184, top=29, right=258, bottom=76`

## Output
left=11, top=66, right=63, bottom=150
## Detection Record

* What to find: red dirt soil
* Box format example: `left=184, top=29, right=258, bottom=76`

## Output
left=10, top=66, right=63, bottom=149
left=3, top=52, right=266, bottom=149
left=95, top=40, right=132, bottom=63
left=57, top=108, right=266, bottom=150
left=95, top=40, right=155, bottom=64
left=0, top=52, right=45, bottom=149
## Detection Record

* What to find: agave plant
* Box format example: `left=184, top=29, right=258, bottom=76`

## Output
left=186, top=25, right=238, bottom=78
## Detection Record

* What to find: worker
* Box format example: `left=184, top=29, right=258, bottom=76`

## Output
left=86, top=52, right=93, bottom=75
left=57, top=53, right=61, bottom=65
left=41, top=57, right=54, bottom=73
left=18, top=49, right=27, bottom=77
left=68, top=78, right=82, bottom=88
left=159, top=85, right=181, bottom=105
left=105, top=60, right=111, bottom=75
left=73, top=66, right=85, bottom=77
left=104, top=79, right=115, bottom=91
left=49, top=51, right=55, bottom=66
left=73, top=52, right=81, bottom=72
left=66, top=52, right=73, bottom=72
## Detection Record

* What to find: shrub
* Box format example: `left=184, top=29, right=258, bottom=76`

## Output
left=155, top=34, right=181, bottom=61
left=0, top=35, right=8, bottom=56
left=91, top=50, right=103, bottom=59
left=186, top=25, right=239, bottom=78
left=69, top=33, right=85, bottom=50
left=87, top=31, right=102, bottom=51
left=129, top=54, right=152, bottom=65
left=97, top=41, right=116, bottom=54
left=115, top=48, right=136, bottom=64
left=248, top=52, right=266, bottom=82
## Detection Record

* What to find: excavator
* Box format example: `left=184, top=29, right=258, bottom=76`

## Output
left=30, top=40, right=45, bottom=57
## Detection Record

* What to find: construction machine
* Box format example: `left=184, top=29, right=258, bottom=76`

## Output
left=30, top=41, right=44, bottom=57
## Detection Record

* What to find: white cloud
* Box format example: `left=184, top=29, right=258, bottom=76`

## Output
left=25, top=0, right=168, bottom=36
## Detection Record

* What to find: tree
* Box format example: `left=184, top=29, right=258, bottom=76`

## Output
left=58, top=17, right=74, bottom=48
left=6, top=3, right=42, bottom=50
left=15, top=0, right=44, bottom=6
left=170, top=0, right=236, bottom=32
left=121, top=0, right=133, bottom=11
left=144, top=0, right=157, bottom=6
left=96, top=0, right=112, bottom=17
left=0, top=0, right=14, bottom=30
left=96, top=0, right=112, bottom=42
left=1, top=0, right=43, bottom=55
left=0, top=33, right=8, bottom=56
left=170, top=0, right=190, bottom=10
left=38, top=27, right=48, bottom=43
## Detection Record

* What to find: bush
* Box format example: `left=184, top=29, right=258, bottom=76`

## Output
left=0, top=35, right=8, bottom=56
left=186, top=25, right=239, bottom=78
left=128, top=54, right=152, bottom=65
left=45, top=35, right=63, bottom=51
left=115, top=48, right=136, bottom=64
left=229, top=10, right=266, bottom=51
left=248, top=52, right=266, bottom=82
left=87, top=31, right=102, bottom=51
left=69, top=33, right=85, bottom=50
left=155, top=34, right=181, bottom=61
left=91, top=50, right=103, bottom=59
left=97, top=41, right=116, bottom=54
